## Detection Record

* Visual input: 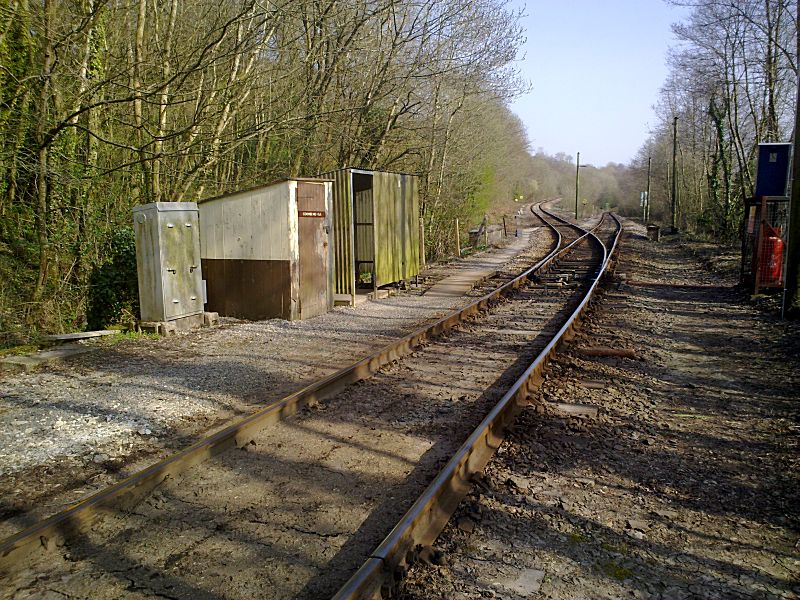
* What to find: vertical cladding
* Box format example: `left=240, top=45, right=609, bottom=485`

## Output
left=319, top=170, right=354, bottom=299
left=316, top=168, right=419, bottom=294
left=405, top=174, right=421, bottom=279
left=373, top=171, right=390, bottom=287
left=372, top=171, right=420, bottom=286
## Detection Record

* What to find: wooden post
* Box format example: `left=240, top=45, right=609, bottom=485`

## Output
left=502, top=216, right=507, bottom=237
left=484, top=216, right=489, bottom=247
left=419, top=217, right=426, bottom=267
left=575, top=151, right=580, bottom=220
left=455, top=218, right=460, bottom=256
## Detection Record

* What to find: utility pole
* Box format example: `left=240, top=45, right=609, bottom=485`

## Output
left=671, top=117, right=678, bottom=233
left=575, top=151, right=580, bottom=220
left=782, top=3, right=800, bottom=317
left=646, top=156, right=652, bottom=222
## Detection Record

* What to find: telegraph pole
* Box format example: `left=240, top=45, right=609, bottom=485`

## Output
left=575, top=151, right=580, bottom=220
left=646, top=156, right=652, bottom=222
left=671, top=117, right=678, bottom=233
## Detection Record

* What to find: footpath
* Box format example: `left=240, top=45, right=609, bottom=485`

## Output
left=400, top=226, right=800, bottom=600
left=425, top=231, right=534, bottom=297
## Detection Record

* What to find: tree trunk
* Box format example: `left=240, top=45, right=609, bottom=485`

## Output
left=30, top=0, right=56, bottom=309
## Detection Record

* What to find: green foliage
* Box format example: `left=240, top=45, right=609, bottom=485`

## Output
left=0, top=343, right=38, bottom=357
left=0, top=0, right=535, bottom=336
left=466, top=165, right=495, bottom=220
left=0, top=242, right=38, bottom=347
left=86, top=228, right=139, bottom=330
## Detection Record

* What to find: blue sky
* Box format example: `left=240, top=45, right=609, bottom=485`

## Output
left=509, top=0, right=690, bottom=166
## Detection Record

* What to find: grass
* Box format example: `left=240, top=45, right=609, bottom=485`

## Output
left=568, top=532, right=587, bottom=544
left=601, top=541, right=628, bottom=555
left=0, top=329, right=160, bottom=359
left=91, top=330, right=160, bottom=346
left=0, top=344, right=39, bottom=358
left=600, top=560, right=633, bottom=581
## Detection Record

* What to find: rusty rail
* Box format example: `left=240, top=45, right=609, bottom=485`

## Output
left=0, top=203, right=573, bottom=573
left=333, top=212, right=622, bottom=599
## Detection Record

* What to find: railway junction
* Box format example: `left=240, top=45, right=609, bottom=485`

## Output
left=0, top=204, right=798, bottom=600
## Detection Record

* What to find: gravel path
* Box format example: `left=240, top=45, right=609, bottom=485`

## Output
left=398, top=224, right=800, bottom=600
left=0, top=212, right=554, bottom=540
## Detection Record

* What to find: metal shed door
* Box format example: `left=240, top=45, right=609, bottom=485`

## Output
left=161, top=209, right=203, bottom=320
left=297, top=182, right=329, bottom=318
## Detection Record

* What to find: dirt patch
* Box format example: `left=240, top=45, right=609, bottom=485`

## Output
left=399, top=228, right=800, bottom=600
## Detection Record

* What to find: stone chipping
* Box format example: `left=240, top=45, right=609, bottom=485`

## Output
left=0, top=218, right=554, bottom=539
left=398, top=225, right=800, bottom=600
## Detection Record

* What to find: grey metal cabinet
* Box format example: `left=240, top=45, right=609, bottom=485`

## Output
left=134, top=202, right=204, bottom=323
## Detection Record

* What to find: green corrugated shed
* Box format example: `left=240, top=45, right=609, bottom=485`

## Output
left=317, top=168, right=420, bottom=305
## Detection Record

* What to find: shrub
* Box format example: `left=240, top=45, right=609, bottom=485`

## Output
left=86, top=227, right=139, bottom=330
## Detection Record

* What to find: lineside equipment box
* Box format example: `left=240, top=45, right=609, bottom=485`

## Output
left=133, top=202, right=204, bottom=324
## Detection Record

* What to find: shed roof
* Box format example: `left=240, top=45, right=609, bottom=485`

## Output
left=198, top=177, right=334, bottom=205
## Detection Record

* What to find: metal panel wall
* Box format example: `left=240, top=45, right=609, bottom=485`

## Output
left=319, top=170, right=355, bottom=300
left=372, top=172, right=420, bottom=286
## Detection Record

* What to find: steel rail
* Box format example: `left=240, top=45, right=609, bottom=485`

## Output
left=333, top=212, right=622, bottom=600
left=0, top=203, right=573, bottom=573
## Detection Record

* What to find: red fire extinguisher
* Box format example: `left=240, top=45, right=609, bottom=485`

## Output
left=761, top=230, right=784, bottom=285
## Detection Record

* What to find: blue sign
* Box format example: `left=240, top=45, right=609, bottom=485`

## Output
left=755, top=143, right=792, bottom=197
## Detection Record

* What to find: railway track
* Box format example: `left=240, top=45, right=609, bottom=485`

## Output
left=0, top=204, right=621, bottom=599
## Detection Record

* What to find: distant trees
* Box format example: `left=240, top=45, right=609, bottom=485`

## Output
left=0, top=0, right=538, bottom=340
left=627, top=0, right=798, bottom=240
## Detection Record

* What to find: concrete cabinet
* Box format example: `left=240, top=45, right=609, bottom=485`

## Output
left=133, top=202, right=204, bottom=323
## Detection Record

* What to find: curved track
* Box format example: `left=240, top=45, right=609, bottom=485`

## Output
left=335, top=209, right=621, bottom=599
left=0, top=203, right=622, bottom=600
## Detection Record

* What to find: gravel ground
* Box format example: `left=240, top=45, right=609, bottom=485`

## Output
left=0, top=211, right=555, bottom=540
left=0, top=221, right=590, bottom=599
left=398, top=223, right=800, bottom=600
